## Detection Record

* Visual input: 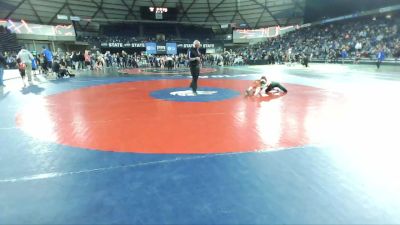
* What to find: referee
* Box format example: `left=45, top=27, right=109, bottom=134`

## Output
left=187, top=40, right=201, bottom=95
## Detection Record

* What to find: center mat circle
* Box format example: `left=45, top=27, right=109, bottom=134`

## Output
left=16, top=79, right=328, bottom=154
left=150, top=87, right=240, bottom=102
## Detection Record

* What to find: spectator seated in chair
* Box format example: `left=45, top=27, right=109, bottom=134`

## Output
left=59, top=59, right=75, bottom=78
left=52, top=60, right=61, bottom=78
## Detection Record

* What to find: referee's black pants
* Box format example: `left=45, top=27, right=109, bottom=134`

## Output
left=376, top=60, right=382, bottom=69
left=190, top=65, right=200, bottom=92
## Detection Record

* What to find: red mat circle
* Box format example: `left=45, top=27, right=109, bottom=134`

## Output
left=16, top=79, right=331, bottom=154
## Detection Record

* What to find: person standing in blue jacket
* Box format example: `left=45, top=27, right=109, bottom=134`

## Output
left=32, top=55, right=38, bottom=76
left=341, top=49, right=348, bottom=64
left=376, top=48, right=385, bottom=69
left=42, top=46, right=53, bottom=74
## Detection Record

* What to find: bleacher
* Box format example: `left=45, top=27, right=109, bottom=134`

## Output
left=0, top=26, right=19, bottom=53
left=101, top=24, right=140, bottom=37
left=143, top=23, right=177, bottom=39
left=177, top=25, right=215, bottom=40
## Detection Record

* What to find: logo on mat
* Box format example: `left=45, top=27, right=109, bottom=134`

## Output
left=150, top=87, right=240, bottom=102
left=170, top=90, right=218, bottom=96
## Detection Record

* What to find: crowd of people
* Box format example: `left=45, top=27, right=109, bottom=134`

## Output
left=2, top=16, right=400, bottom=86
left=231, top=17, right=400, bottom=65
left=73, top=16, right=400, bottom=68
left=1, top=47, right=221, bottom=82
left=56, top=50, right=196, bottom=70
left=0, top=52, right=18, bottom=69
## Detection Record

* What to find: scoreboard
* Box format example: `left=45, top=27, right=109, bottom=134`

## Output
left=140, top=7, right=178, bottom=21
left=150, top=7, right=167, bottom=20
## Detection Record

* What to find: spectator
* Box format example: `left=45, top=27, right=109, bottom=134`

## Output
left=16, top=46, right=34, bottom=82
left=0, top=52, right=6, bottom=86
